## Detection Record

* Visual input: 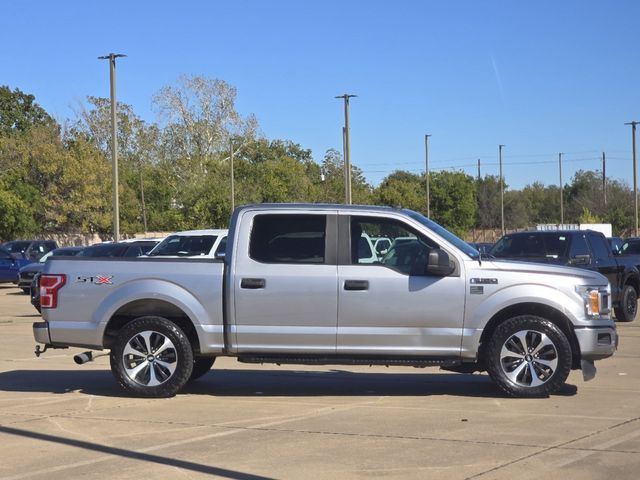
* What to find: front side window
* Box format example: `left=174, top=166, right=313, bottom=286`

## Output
left=350, top=217, right=438, bottom=275
left=250, top=214, right=326, bottom=264
left=588, top=234, right=611, bottom=261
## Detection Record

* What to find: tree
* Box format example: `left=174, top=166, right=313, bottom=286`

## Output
left=475, top=175, right=501, bottom=229
left=376, top=170, right=425, bottom=211
left=317, top=148, right=372, bottom=204
left=0, top=86, right=55, bottom=135
left=430, top=170, right=476, bottom=237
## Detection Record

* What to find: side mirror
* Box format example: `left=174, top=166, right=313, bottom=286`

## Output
left=426, top=249, right=455, bottom=276
left=570, top=254, right=591, bottom=266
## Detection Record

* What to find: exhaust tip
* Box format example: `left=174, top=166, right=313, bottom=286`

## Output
left=74, top=351, right=93, bottom=365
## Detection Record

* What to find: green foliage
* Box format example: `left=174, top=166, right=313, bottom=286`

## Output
left=376, top=170, right=425, bottom=211
left=0, top=86, right=56, bottom=135
left=578, top=207, right=602, bottom=224
left=429, top=171, right=477, bottom=237
left=1, top=84, right=637, bottom=242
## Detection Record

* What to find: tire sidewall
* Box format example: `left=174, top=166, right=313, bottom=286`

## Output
left=620, top=286, right=637, bottom=322
left=110, top=316, right=194, bottom=398
left=485, top=315, right=572, bottom=398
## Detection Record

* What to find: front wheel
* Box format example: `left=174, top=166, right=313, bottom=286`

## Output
left=614, top=285, right=637, bottom=322
left=110, top=316, right=194, bottom=398
left=485, top=316, right=572, bottom=398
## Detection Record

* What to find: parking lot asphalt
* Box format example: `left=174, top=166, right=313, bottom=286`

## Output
left=0, top=285, right=639, bottom=480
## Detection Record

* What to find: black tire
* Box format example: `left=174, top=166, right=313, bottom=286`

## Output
left=110, top=316, right=194, bottom=398
left=614, top=285, right=637, bottom=322
left=485, top=315, right=572, bottom=398
left=189, top=356, right=216, bottom=382
left=21, top=288, right=30, bottom=294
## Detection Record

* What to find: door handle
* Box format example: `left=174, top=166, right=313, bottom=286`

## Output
left=344, top=280, right=369, bottom=291
left=241, top=278, right=266, bottom=289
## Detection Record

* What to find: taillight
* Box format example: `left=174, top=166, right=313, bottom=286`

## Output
left=40, top=274, right=66, bottom=309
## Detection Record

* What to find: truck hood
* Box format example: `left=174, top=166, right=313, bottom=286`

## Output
left=483, top=258, right=607, bottom=284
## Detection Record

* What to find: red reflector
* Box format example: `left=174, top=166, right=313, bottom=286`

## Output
left=40, top=274, right=66, bottom=309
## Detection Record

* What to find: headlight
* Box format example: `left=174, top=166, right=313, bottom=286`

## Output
left=575, top=285, right=610, bottom=318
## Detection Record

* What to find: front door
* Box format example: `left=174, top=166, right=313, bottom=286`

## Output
left=232, top=211, right=338, bottom=353
left=337, top=214, right=466, bottom=357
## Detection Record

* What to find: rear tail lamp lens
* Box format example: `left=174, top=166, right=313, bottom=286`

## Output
left=40, top=274, right=66, bottom=309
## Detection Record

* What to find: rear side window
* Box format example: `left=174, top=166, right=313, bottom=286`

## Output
left=250, top=214, right=326, bottom=264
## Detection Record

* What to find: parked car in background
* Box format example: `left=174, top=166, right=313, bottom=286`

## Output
left=608, top=236, right=624, bottom=255
left=619, top=238, right=640, bottom=255
left=78, top=240, right=159, bottom=258
left=18, top=246, right=84, bottom=294
left=1, top=240, right=58, bottom=261
left=490, top=230, right=640, bottom=322
left=146, top=229, right=228, bottom=258
left=0, top=247, right=31, bottom=284
left=468, top=242, right=494, bottom=255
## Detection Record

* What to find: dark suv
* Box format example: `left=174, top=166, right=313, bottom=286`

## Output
left=1, top=240, right=58, bottom=261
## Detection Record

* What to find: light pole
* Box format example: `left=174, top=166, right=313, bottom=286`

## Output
left=230, top=139, right=235, bottom=212
left=335, top=94, right=356, bottom=204
left=425, top=134, right=431, bottom=217
left=499, top=144, right=505, bottom=235
left=559, top=153, right=564, bottom=225
left=626, top=121, right=639, bottom=236
left=98, top=53, right=126, bottom=241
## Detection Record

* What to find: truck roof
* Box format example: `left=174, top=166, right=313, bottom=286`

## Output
left=238, top=203, right=406, bottom=214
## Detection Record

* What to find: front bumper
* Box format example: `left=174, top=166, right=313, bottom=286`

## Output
left=575, top=325, right=618, bottom=361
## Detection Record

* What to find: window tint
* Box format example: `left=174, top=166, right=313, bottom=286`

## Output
left=0, top=248, right=12, bottom=260
left=588, top=234, right=611, bottom=261
left=491, top=233, right=570, bottom=259
left=621, top=240, right=640, bottom=255
left=250, top=214, right=326, bottom=264
left=568, top=234, right=590, bottom=258
left=350, top=217, right=438, bottom=274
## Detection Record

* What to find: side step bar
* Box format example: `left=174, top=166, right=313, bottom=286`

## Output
left=237, top=355, right=461, bottom=368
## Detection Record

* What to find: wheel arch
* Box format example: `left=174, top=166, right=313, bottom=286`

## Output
left=478, top=302, right=581, bottom=369
left=103, top=299, right=200, bottom=354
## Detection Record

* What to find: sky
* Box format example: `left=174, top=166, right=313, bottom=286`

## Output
left=2, top=0, right=639, bottom=190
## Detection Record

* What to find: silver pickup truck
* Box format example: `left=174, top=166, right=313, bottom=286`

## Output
left=33, top=204, right=617, bottom=398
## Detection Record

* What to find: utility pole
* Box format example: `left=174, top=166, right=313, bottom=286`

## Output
left=559, top=153, right=564, bottom=225
left=425, top=134, right=431, bottom=217
left=336, top=94, right=356, bottom=204
left=230, top=139, right=235, bottom=212
left=626, top=121, right=639, bottom=236
left=602, top=152, right=607, bottom=206
left=98, top=53, right=126, bottom=242
left=139, top=165, right=147, bottom=233
left=477, top=158, right=481, bottom=181
left=499, top=145, right=505, bottom=235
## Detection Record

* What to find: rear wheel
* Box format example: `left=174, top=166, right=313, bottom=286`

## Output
left=21, top=287, right=30, bottom=294
left=485, top=315, right=572, bottom=398
left=614, top=285, right=637, bottom=322
left=110, top=316, right=193, bottom=398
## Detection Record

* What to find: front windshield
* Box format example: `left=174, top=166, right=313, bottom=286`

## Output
left=404, top=210, right=479, bottom=259
left=149, top=235, right=217, bottom=256
left=3, top=241, right=31, bottom=253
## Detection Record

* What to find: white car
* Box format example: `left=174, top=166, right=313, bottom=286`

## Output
left=146, top=229, right=228, bottom=258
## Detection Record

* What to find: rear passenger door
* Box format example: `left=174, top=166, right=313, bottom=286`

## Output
left=232, top=211, right=338, bottom=353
